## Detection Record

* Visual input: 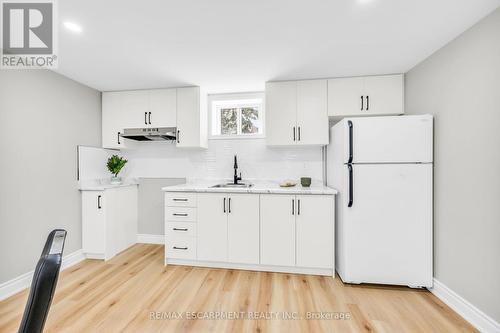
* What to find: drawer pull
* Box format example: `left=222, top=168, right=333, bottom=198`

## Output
left=173, top=198, right=188, bottom=202
left=173, top=228, right=188, bottom=231
left=173, top=246, right=188, bottom=250
left=173, top=213, right=188, bottom=217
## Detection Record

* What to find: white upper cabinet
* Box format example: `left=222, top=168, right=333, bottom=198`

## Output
left=296, top=80, right=328, bottom=145
left=102, top=92, right=127, bottom=149
left=328, top=74, right=404, bottom=117
left=266, top=79, right=328, bottom=146
left=265, top=81, right=297, bottom=146
left=102, top=86, right=206, bottom=149
left=148, top=89, right=177, bottom=127
left=176, top=87, right=207, bottom=148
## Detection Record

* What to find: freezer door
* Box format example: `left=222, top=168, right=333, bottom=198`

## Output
left=343, top=163, right=433, bottom=287
left=343, top=115, right=433, bottom=164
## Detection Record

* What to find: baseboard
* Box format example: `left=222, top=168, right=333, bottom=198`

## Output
left=137, top=234, right=164, bottom=244
left=0, top=249, right=86, bottom=302
left=429, top=278, right=500, bottom=333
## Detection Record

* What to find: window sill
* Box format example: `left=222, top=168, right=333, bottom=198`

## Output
left=208, top=134, right=265, bottom=141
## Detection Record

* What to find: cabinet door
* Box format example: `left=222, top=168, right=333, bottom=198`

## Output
left=82, top=191, right=106, bottom=256
left=260, top=195, right=296, bottom=266
left=149, top=89, right=177, bottom=127
left=296, top=80, right=328, bottom=145
left=120, top=90, right=149, bottom=128
left=296, top=195, right=334, bottom=269
left=102, top=92, right=126, bottom=149
left=197, top=193, right=228, bottom=262
left=105, top=186, right=138, bottom=260
left=176, top=87, right=200, bottom=147
left=265, top=81, right=297, bottom=146
left=227, top=194, right=259, bottom=264
left=327, top=77, right=365, bottom=116
left=364, top=74, right=404, bottom=115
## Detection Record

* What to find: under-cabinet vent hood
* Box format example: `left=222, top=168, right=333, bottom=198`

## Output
left=120, top=127, right=177, bottom=141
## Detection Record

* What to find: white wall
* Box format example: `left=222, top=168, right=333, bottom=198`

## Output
left=0, top=70, right=101, bottom=284
left=405, top=7, right=500, bottom=323
left=122, top=138, right=323, bottom=183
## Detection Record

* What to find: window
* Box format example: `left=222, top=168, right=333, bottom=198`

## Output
left=209, top=93, right=264, bottom=139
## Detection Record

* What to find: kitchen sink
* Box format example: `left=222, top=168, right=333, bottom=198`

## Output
left=210, top=183, right=253, bottom=188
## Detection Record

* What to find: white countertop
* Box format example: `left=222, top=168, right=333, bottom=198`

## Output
left=79, top=178, right=139, bottom=191
left=161, top=180, right=337, bottom=195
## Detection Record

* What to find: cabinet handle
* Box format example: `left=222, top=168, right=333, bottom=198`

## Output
left=366, top=96, right=369, bottom=111
left=223, top=197, right=226, bottom=213
left=292, top=199, right=295, bottom=215
left=173, top=213, right=188, bottom=217
left=145, top=112, right=148, bottom=125
left=361, top=96, right=364, bottom=110
left=97, top=195, right=102, bottom=209
left=297, top=199, right=300, bottom=215
left=117, top=132, right=121, bottom=145
left=177, top=130, right=180, bottom=144
left=298, top=127, right=301, bottom=141
left=293, top=127, right=296, bottom=141
left=173, top=228, right=188, bottom=231
left=228, top=197, right=231, bottom=213
left=148, top=112, right=152, bottom=124
left=173, top=246, right=188, bottom=250
left=173, top=198, right=188, bottom=202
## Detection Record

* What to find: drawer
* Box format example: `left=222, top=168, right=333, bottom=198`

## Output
left=165, top=207, right=197, bottom=222
left=165, top=222, right=197, bottom=238
left=165, top=236, right=196, bottom=260
left=165, top=192, right=197, bottom=207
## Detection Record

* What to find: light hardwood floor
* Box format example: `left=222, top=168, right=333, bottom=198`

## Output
left=0, top=244, right=476, bottom=333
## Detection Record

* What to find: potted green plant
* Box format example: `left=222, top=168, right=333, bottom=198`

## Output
left=107, top=155, right=128, bottom=184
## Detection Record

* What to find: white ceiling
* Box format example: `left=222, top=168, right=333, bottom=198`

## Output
left=56, top=0, right=500, bottom=92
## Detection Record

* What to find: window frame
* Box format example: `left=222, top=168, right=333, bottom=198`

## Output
left=208, top=92, right=265, bottom=140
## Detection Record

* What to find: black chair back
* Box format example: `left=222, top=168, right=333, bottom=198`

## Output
left=18, top=229, right=67, bottom=333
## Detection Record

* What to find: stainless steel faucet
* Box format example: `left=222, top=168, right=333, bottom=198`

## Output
left=233, top=155, right=242, bottom=184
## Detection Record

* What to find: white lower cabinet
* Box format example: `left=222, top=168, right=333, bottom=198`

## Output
left=295, top=195, right=334, bottom=269
left=227, top=194, right=259, bottom=264
left=82, top=186, right=138, bottom=260
left=197, top=193, right=228, bottom=262
left=260, top=195, right=296, bottom=266
left=260, top=194, right=334, bottom=269
left=165, top=191, right=335, bottom=276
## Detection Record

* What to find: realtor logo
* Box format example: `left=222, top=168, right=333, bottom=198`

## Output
left=1, top=0, right=58, bottom=68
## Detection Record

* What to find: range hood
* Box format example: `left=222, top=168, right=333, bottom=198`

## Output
left=120, top=127, right=177, bottom=141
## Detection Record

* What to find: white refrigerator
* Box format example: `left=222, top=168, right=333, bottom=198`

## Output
left=328, top=115, right=433, bottom=288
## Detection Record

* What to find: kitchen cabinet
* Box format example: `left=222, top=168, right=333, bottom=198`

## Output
left=227, top=194, right=259, bottom=264
left=197, top=193, right=228, bottom=262
left=82, top=186, right=138, bottom=260
left=176, top=87, right=207, bottom=148
left=102, top=92, right=128, bottom=149
left=164, top=190, right=335, bottom=276
left=260, top=194, right=334, bottom=269
left=295, top=195, right=334, bottom=269
left=266, top=79, right=328, bottom=146
left=102, top=87, right=206, bottom=149
left=197, top=193, right=259, bottom=264
left=260, top=194, right=296, bottom=266
left=328, top=74, right=404, bottom=117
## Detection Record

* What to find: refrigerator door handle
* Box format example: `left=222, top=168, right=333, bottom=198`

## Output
left=348, top=164, right=353, bottom=207
left=348, top=120, right=353, bottom=163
